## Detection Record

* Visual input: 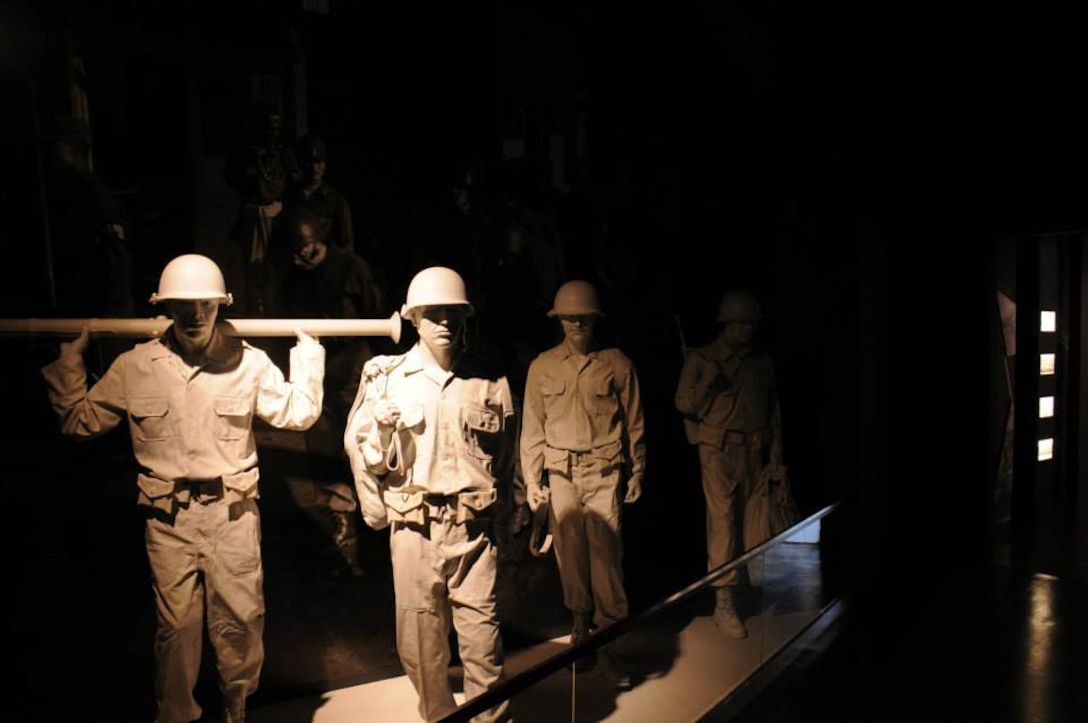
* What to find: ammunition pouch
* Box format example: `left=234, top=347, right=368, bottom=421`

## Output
left=543, top=440, right=623, bottom=476
left=137, top=473, right=176, bottom=514
left=383, top=487, right=427, bottom=525
left=455, top=488, right=497, bottom=524
left=137, top=468, right=259, bottom=514
left=382, top=486, right=498, bottom=525
left=222, top=468, right=260, bottom=503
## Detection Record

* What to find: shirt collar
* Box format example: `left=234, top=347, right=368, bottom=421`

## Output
left=153, top=323, right=243, bottom=367
left=560, top=339, right=599, bottom=361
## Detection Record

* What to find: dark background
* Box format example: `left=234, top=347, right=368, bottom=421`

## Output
left=2, top=2, right=1086, bottom=720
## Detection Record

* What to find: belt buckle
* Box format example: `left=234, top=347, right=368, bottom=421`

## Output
left=187, top=479, right=222, bottom=503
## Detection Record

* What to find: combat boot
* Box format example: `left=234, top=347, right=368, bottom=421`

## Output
left=569, top=611, right=596, bottom=671
left=223, top=703, right=245, bottom=723
left=713, top=587, right=748, bottom=639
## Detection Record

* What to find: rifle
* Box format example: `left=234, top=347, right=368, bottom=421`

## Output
left=675, top=315, right=700, bottom=444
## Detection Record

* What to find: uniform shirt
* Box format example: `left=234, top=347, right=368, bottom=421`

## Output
left=520, top=340, right=647, bottom=488
left=674, top=335, right=782, bottom=450
left=346, top=345, right=515, bottom=527
left=42, top=326, right=324, bottom=482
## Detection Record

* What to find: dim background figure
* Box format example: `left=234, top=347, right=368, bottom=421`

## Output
left=519, top=279, right=646, bottom=689
left=38, top=114, right=135, bottom=369
left=288, top=132, right=356, bottom=253
left=277, top=203, right=387, bottom=578
left=674, top=288, right=785, bottom=639
left=222, top=102, right=299, bottom=317
left=344, top=266, right=516, bottom=723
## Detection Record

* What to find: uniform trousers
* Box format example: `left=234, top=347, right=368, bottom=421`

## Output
left=698, top=438, right=763, bottom=588
left=548, top=456, right=628, bottom=630
left=146, top=493, right=264, bottom=723
left=390, top=502, right=508, bottom=723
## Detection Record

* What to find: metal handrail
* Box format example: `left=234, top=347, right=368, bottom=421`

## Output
left=439, top=501, right=842, bottom=722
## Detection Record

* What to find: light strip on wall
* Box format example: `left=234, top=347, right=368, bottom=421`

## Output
left=1038, top=438, right=1054, bottom=461
left=1040, top=353, right=1056, bottom=375
left=1039, top=396, right=1054, bottom=418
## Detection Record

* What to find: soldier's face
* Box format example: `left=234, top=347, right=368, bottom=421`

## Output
left=303, top=158, right=326, bottom=184
left=559, top=314, right=596, bottom=350
left=415, top=306, right=468, bottom=351
left=167, top=300, right=220, bottom=348
left=722, top=319, right=756, bottom=348
left=292, top=222, right=326, bottom=269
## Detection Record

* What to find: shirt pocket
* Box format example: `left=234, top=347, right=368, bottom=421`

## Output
left=214, top=396, right=252, bottom=441
left=461, top=404, right=501, bottom=466
left=129, top=397, right=173, bottom=442
left=539, top=378, right=565, bottom=414
left=587, top=374, right=619, bottom=418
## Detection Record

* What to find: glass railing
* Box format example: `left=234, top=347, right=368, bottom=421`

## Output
left=439, top=502, right=846, bottom=723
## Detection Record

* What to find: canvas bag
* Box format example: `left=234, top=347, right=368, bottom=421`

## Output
left=744, top=464, right=801, bottom=551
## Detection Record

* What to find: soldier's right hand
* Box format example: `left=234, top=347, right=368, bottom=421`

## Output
left=60, top=326, right=90, bottom=357
left=709, top=374, right=731, bottom=394
left=526, top=483, right=550, bottom=513
left=373, top=399, right=401, bottom=431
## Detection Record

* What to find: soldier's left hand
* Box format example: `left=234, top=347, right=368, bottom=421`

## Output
left=295, top=328, right=320, bottom=345
left=60, top=326, right=90, bottom=357
left=624, top=477, right=642, bottom=504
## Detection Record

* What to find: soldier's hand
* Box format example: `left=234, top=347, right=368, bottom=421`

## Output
left=60, top=326, right=90, bottom=358
left=709, top=375, right=731, bottom=394
left=373, top=399, right=401, bottom=430
left=295, top=327, right=320, bottom=345
left=624, top=476, right=643, bottom=504
left=526, top=483, right=550, bottom=513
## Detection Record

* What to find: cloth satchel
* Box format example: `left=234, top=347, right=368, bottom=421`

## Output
left=744, top=464, right=801, bottom=551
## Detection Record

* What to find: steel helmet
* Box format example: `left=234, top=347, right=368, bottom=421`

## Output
left=149, top=254, right=233, bottom=305
left=401, top=266, right=473, bottom=318
left=548, top=280, right=604, bottom=317
left=717, top=289, right=762, bottom=324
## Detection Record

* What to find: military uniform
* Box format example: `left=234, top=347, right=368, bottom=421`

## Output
left=520, top=340, right=646, bottom=632
left=42, top=326, right=324, bottom=723
left=674, top=335, right=783, bottom=588
left=345, top=346, right=515, bottom=723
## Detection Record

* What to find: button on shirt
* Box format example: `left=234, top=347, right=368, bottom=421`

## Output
left=520, top=341, right=646, bottom=488
left=42, top=328, right=324, bottom=481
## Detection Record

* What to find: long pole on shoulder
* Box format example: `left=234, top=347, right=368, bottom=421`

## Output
left=0, top=312, right=403, bottom=343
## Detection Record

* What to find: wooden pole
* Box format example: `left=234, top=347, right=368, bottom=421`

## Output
left=0, top=313, right=403, bottom=343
